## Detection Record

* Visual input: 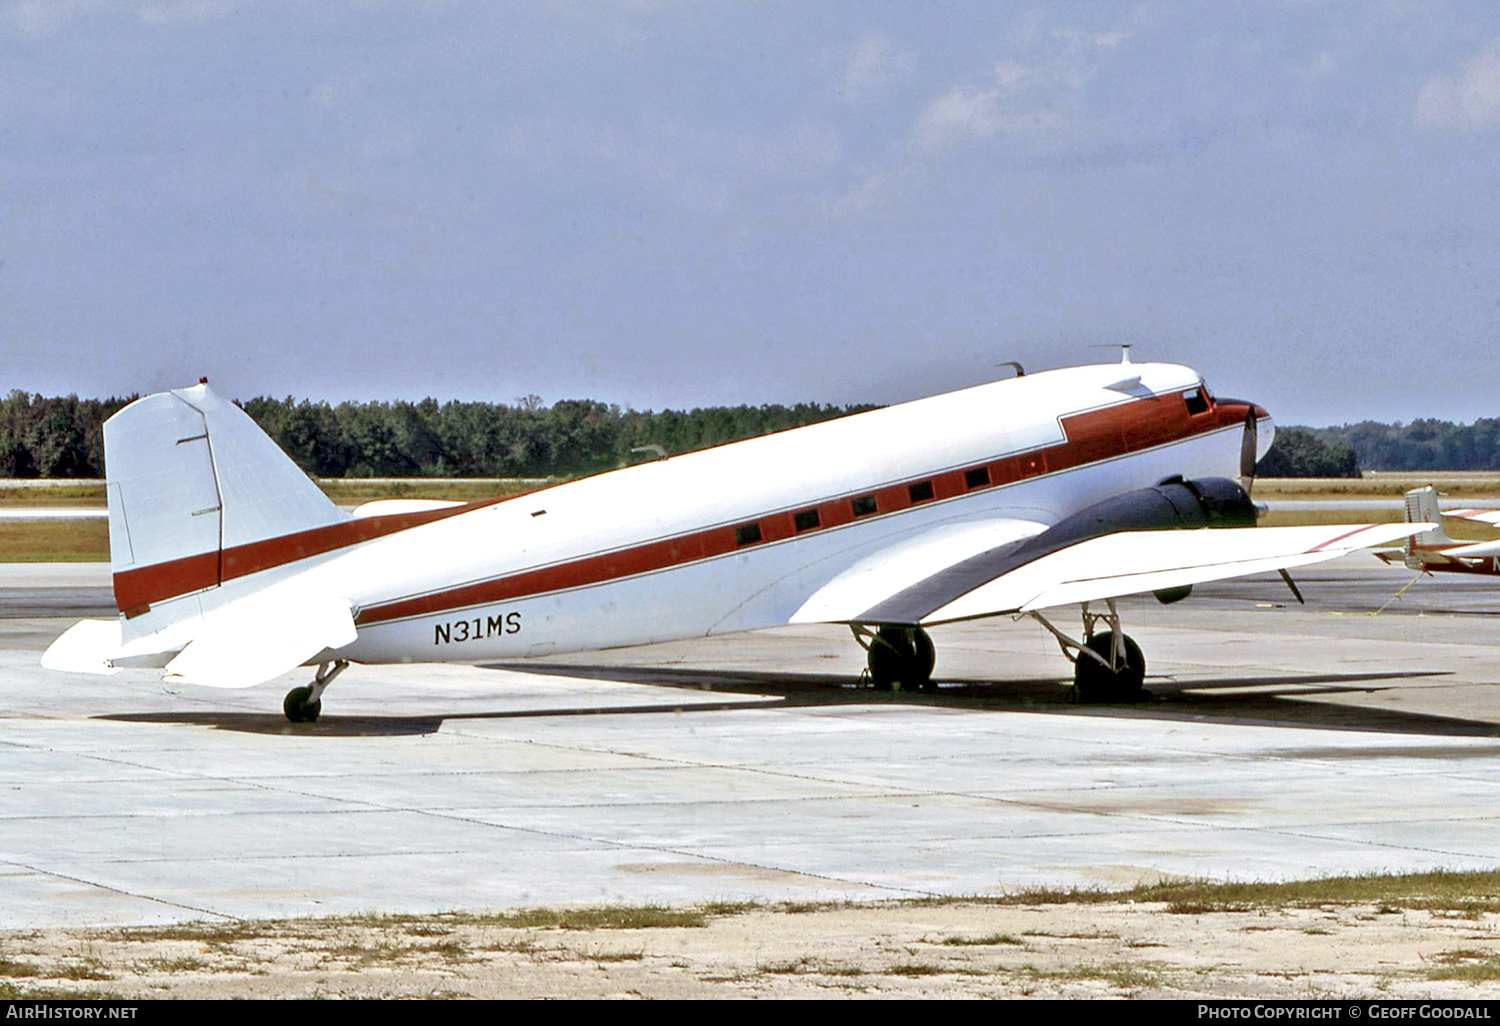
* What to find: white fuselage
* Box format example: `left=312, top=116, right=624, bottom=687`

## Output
left=228, top=361, right=1268, bottom=664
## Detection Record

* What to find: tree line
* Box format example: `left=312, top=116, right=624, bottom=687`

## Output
left=2, top=389, right=1496, bottom=479
left=0, top=390, right=876, bottom=479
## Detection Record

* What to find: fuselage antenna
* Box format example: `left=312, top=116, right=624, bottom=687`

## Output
left=996, top=361, right=1025, bottom=378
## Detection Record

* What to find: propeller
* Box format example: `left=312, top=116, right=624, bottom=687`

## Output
left=1238, top=407, right=1299, bottom=602
left=1239, top=409, right=1258, bottom=494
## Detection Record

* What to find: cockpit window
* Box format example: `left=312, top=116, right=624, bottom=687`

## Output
left=1184, top=386, right=1210, bottom=415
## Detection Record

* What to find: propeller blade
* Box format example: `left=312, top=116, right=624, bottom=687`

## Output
left=1239, top=410, right=1258, bottom=489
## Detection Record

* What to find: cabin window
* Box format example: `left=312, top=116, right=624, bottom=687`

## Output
left=965, top=467, right=990, bottom=489
left=735, top=522, right=763, bottom=546
left=1184, top=388, right=1209, bottom=415
left=851, top=495, right=877, bottom=518
left=908, top=480, right=934, bottom=504
left=794, top=508, right=820, bottom=532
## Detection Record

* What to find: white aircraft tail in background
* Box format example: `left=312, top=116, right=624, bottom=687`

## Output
left=44, top=361, right=1430, bottom=721
left=1378, top=485, right=1500, bottom=575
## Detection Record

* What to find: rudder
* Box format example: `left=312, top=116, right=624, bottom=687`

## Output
left=1402, top=485, right=1454, bottom=570
left=106, top=382, right=345, bottom=629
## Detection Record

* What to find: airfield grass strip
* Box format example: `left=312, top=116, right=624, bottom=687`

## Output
left=0, top=478, right=553, bottom=509
left=980, top=868, right=1500, bottom=914
left=83, top=868, right=1500, bottom=951
left=8, top=872, right=1500, bottom=998
left=0, top=485, right=106, bottom=506
left=0, top=506, right=1468, bottom=564
left=0, top=520, right=109, bottom=562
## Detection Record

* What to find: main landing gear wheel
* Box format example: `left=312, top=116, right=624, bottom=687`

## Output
left=282, top=660, right=349, bottom=723
left=1072, top=631, right=1146, bottom=704
left=283, top=686, right=322, bottom=723
left=867, top=626, right=937, bottom=693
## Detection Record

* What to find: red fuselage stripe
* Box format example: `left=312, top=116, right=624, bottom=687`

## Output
left=113, top=393, right=1260, bottom=619
left=356, top=395, right=1256, bottom=625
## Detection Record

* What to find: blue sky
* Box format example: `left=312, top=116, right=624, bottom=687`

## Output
left=3, top=1, right=1499, bottom=425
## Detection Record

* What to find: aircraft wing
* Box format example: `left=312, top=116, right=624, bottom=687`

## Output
left=1445, top=508, right=1500, bottom=528
left=793, top=522, right=1429, bottom=626
left=789, top=517, right=1052, bottom=624
left=1438, top=539, right=1500, bottom=559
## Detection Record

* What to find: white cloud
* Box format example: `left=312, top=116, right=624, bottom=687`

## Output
left=913, top=85, right=1004, bottom=150
left=1416, top=39, right=1500, bottom=129
left=910, top=22, right=1130, bottom=153
left=831, top=169, right=890, bottom=215
left=839, top=31, right=913, bottom=102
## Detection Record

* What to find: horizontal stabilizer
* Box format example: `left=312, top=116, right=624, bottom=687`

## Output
left=1445, top=508, right=1500, bottom=528
left=163, top=589, right=357, bottom=689
left=41, top=620, right=125, bottom=676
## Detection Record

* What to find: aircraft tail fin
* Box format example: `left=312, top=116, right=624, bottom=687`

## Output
left=1401, top=485, right=1454, bottom=570
left=104, top=382, right=346, bottom=635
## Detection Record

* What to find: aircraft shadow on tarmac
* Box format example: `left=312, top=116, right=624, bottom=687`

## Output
left=96, top=664, right=1500, bottom=740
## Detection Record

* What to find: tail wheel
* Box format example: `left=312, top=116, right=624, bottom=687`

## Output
left=1073, top=631, right=1146, bottom=703
left=868, top=626, right=936, bottom=693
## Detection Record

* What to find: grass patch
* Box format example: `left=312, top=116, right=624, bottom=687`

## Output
left=942, top=933, right=1024, bottom=947
left=1426, top=949, right=1500, bottom=983
left=980, top=869, right=1500, bottom=915
left=0, top=485, right=106, bottom=507
left=0, top=479, right=563, bottom=562
left=579, top=949, right=645, bottom=963
left=313, top=478, right=555, bottom=506
left=474, top=905, right=709, bottom=931
left=48, top=961, right=113, bottom=981
left=353, top=905, right=715, bottom=932
left=1256, top=476, right=1500, bottom=501
left=133, top=957, right=208, bottom=973
left=889, top=962, right=952, bottom=977
left=119, top=920, right=281, bottom=948
left=1023, top=961, right=1162, bottom=989
left=756, top=957, right=863, bottom=977
left=0, top=520, right=109, bottom=562
left=0, top=958, right=42, bottom=978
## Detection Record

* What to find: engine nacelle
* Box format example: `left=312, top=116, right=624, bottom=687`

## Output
left=1000, top=476, right=1258, bottom=585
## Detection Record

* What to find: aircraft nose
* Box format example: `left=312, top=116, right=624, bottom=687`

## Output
left=1254, top=405, right=1276, bottom=463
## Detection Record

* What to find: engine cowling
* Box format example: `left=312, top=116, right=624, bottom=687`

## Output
left=999, top=476, right=1258, bottom=588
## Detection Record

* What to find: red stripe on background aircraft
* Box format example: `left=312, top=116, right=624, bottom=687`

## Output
left=42, top=355, right=1427, bottom=721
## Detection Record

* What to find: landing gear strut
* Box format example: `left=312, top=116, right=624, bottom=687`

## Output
left=1031, top=600, right=1147, bottom=703
left=283, top=660, right=349, bottom=723
left=852, top=624, right=936, bottom=692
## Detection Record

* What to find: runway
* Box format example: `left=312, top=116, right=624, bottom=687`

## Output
left=5, top=559, right=1500, bottom=928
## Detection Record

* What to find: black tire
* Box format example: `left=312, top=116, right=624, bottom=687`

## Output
left=1073, top=631, right=1146, bottom=703
left=283, top=686, right=322, bottom=723
left=868, top=626, right=937, bottom=693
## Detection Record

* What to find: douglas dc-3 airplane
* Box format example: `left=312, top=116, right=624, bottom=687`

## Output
left=1378, top=485, right=1500, bottom=576
left=42, top=356, right=1427, bottom=722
